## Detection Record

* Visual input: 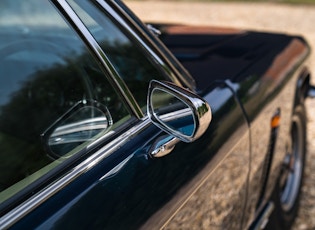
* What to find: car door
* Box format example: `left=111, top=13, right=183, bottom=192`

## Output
left=0, top=1, right=251, bottom=229
left=39, top=1, right=250, bottom=229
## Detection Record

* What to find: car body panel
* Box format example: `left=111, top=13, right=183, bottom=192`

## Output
left=0, top=1, right=311, bottom=229
left=9, top=81, right=250, bottom=230
left=156, top=23, right=310, bottom=227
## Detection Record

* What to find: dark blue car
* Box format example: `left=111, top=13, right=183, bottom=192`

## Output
left=0, top=0, right=313, bottom=229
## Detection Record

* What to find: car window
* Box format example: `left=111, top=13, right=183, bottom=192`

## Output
left=0, top=0, right=131, bottom=202
left=66, top=0, right=168, bottom=111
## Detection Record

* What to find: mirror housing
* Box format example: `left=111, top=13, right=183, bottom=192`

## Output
left=147, top=80, right=212, bottom=143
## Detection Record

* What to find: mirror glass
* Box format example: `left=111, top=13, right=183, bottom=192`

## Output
left=43, top=102, right=112, bottom=159
left=151, top=88, right=195, bottom=137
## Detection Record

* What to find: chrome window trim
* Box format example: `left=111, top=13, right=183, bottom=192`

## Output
left=0, top=0, right=193, bottom=227
left=96, top=0, right=166, bottom=67
left=0, top=117, right=151, bottom=229
left=54, top=0, right=143, bottom=118
left=108, top=0, right=196, bottom=91
left=96, top=0, right=183, bottom=88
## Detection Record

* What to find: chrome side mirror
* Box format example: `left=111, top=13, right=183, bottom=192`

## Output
left=147, top=80, right=212, bottom=143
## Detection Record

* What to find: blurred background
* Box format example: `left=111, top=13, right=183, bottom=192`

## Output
left=184, top=0, right=315, bottom=3
left=125, top=1, right=315, bottom=229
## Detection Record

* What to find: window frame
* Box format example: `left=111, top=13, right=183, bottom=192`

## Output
left=108, top=0, right=196, bottom=92
left=0, top=0, right=141, bottom=219
left=54, top=0, right=144, bottom=119
left=0, top=0, right=191, bottom=226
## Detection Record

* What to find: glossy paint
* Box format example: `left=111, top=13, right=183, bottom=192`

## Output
left=157, top=24, right=310, bottom=227
left=0, top=1, right=311, bottom=229
left=10, top=81, right=250, bottom=230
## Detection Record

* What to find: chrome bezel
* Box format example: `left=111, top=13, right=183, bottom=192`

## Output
left=147, top=80, right=212, bottom=143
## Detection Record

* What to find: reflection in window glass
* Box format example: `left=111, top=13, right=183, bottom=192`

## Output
left=66, top=0, right=167, bottom=109
left=0, top=0, right=129, bottom=201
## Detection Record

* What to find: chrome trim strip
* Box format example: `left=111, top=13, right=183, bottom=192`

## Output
left=0, top=118, right=151, bottom=229
left=98, top=0, right=194, bottom=90
left=96, top=0, right=164, bottom=66
left=117, top=0, right=197, bottom=90
left=54, top=0, right=143, bottom=118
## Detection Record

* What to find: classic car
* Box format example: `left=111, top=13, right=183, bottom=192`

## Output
left=0, top=0, right=314, bottom=229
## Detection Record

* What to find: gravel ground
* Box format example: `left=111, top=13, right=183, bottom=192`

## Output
left=125, top=1, right=315, bottom=229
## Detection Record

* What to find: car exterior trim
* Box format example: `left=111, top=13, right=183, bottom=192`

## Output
left=0, top=117, right=152, bottom=229
left=102, top=0, right=196, bottom=91
left=53, top=0, right=143, bottom=119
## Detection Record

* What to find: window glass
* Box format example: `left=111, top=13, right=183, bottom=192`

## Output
left=66, top=0, right=167, bottom=110
left=0, top=0, right=130, bottom=202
